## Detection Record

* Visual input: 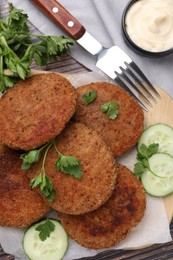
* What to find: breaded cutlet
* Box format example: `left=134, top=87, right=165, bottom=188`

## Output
left=73, top=82, right=144, bottom=157
left=0, top=73, right=77, bottom=151
left=28, top=122, right=117, bottom=215
left=0, top=144, right=50, bottom=228
left=58, top=164, right=146, bottom=249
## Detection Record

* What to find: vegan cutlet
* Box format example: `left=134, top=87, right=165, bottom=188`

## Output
left=73, top=82, right=144, bottom=157
left=58, top=164, right=146, bottom=249
left=0, top=144, right=50, bottom=228
left=28, top=122, right=117, bottom=215
left=0, top=73, right=77, bottom=151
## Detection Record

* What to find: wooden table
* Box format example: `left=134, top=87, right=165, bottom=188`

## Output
left=1, top=1, right=173, bottom=259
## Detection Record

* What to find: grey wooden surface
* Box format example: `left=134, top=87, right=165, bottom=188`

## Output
left=0, top=1, right=173, bottom=259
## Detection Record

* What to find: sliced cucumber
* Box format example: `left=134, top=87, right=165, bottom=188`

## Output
left=23, top=219, right=68, bottom=260
left=138, top=123, right=173, bottom=156
left=141, top=170, right=173, bottom=197
left=148, top=153, right=173, bottom=178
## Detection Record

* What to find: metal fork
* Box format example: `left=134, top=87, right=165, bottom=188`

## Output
left=32, top=0, right=160, bottom=111
left=96, top=45, right=160, bottom=111
left=115, top=59, right=160, bottom=111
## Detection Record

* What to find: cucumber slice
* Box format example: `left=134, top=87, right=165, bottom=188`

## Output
left=148, top=153, right=173, bottom=178
left=23, top=219, right=68, bottom=260
left=141, top=170, right=173, bottom=197
left=138, top=123, right=173, bottom=156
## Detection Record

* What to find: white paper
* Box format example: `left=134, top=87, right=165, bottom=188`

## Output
left=0, top=72, right=172, bottom=260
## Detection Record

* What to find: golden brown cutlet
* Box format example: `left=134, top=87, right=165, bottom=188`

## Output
left=27, top=122, right=117, bottom=215
left=0, top=73, right=77, bottom=151
left=73, top=82, right=144, bottom=157
left=58, top=164, right=146, bottom=249
left=0, top=144, right=50, bottom=228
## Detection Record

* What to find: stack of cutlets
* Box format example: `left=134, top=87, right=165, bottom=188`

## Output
left=0, top=73, right=146, bottom=249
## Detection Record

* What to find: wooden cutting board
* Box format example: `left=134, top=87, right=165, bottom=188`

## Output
left=142, top=86, right=173, bottom=223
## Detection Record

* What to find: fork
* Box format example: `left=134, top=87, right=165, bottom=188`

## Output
left=95, top=45, right=161, bottom=111
left=115, top=56, right=161, bottom=111
left=32, top=0, right=160, bottom=111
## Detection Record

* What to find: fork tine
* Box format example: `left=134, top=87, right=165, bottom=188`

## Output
left=115, top=73, right=148, bottom=111
left=118, top=68, right=153, bottom=107
left=124, top=63, right=156, bottom=102
left=129, top=61, right=161, bottom=98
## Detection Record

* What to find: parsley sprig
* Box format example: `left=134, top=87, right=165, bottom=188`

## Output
left=20, top=139, right=83, bottom=201
left=0, top=4, right=74, bottom=92
left=100, top=101, right=119, bottom=120
left=35, top=219, right=55, bottom=241
left=29, top=141, right=56, bottom=202
left=134, top=143, right=159, bottom=178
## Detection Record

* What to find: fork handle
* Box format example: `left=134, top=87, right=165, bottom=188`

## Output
left=32, top=0, right=86, bottom=40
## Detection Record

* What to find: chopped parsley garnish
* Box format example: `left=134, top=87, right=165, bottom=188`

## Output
left=82, top=89, right=97, bottom=105
left=100, top=101, right=119, bottom=120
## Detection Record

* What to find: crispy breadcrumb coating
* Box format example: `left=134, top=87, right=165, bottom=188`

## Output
left=0, top=73, right=77, bottom=150
left=28, top=122, right=117, bottom=215
left=58, top=164, right=146, bottom=249
left=73, top=82, right=144, bottom=157
left=0, top=145, right=50, bottom=228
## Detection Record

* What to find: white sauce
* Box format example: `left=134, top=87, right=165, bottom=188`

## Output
left=125, top=0, right=173, bottom=52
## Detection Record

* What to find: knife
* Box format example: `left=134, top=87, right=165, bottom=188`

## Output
left=31, top=0, right=159, bottom=109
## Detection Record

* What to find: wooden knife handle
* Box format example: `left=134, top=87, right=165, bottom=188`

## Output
left=32, top=0, right=86, bottom=40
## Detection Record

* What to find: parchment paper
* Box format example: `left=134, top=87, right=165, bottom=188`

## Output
left=0, top=72, right=172, bottom=260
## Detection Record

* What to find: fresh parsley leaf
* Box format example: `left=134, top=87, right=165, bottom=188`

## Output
left=100, top=101, right=119, bottom=120
left=82, top=89, right=97, bottom=105
left=40, top=174, right=56, bottom=202
left=27, top=35, right=74, bottom=67
left=20, top=149, right=42, bottom=170
left=35, top=219, right=55, bottom=241
left=138, top=143, right=159, bottom=159
left=142, top=158, right=150, bottom=169
left=30, top=173, right=43, bottom=188
left=42, top=186, right=56, bottom=202
left=3, top=74, right=19, bottom=88
left=134, top=143, right=159, bottom=177
left=134, top=162, right=147, bottom=177
left=30, top=172, right=56, bottom=202
left=55, top=155, right=83, bottom=179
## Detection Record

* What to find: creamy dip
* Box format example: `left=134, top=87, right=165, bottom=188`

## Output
left=125, top=0, right=173, bottom=52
